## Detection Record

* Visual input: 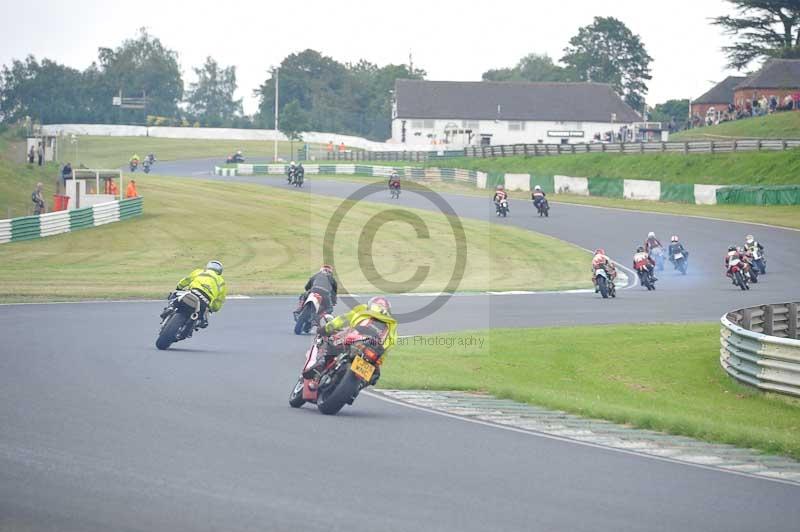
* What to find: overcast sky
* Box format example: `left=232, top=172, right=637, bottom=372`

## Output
left=1, top=0, right=744, bottom=115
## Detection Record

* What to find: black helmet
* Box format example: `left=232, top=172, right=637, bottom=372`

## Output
left=636, top=246, right=644, bottom=253
left=728, top=246, right=737, bottom=252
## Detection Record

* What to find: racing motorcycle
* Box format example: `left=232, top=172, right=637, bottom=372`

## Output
left=289, top=328, right=383, bottom=415
left=636, top=265, right=656, bottom=290
left=749, top=247, right=766, bottom=275
left=594, top=266, right=617, bottom=299
left=293, top=170, right=304, bottom=187
left=389, top=180, right=401, bottom=199
left=156, top=290, right=208, bottom=349
left=726, top=252, right=750, bottom=291
left=226, top=153, right=244, bottom=164
left=671, top=249, right=688, bottom=275
left=293, top=290, right=329, bottom=335
left=129, top=159, right=139, bottom=172
left=496, top=199, right=509, bottom=217
left=143, top=158, right=151, bottom=174
left=535, top=198, right=549, bottom=217
left=648, top=245, right=665, bottom=271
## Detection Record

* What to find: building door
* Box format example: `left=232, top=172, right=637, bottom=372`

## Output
left=480, top=134, right=492, bottom=146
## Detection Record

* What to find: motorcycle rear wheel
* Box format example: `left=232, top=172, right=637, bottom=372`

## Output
left=294, top=304, right=313, bottom=335
left=156, top=312, right=187, bottom=350
left=289, top=377, right=306, bottom=408
left=598, top=276, right=609, bottom=299
left=317, top=367, right=361, bottom=415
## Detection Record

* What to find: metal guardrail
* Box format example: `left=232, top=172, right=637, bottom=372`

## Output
left=720, top=302, right=800, bottom=398
left=325, top=139, right=800, bottom=161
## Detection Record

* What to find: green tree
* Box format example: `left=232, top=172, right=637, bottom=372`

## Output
left=186, top=57, right=242, bottom=126
left=482, top=53, right=573, bottom=82
left=649, top=99, right=690, bottom=129
left=713, top=1, right=800, bottom=69
left=279, top=99, right=310, bottom=158
left=96, top=28, right=183, bottom=122
left=561, top=16, right=652, bottom=111
left=0, top=56, right=87, bottom=124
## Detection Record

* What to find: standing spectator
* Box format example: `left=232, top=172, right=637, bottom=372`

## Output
left=338, top=141, right=346, bottom=154
left=60, top=162, right=73, bottom=194
left=125, top=179, right=138, bottom=198
left=28, top=144, right=35, bottom=164
left=31, top=182, right=45, bottom=215
left=37, top=142, right=44, bottom=166
left=327, top=140, right=334, bottom=155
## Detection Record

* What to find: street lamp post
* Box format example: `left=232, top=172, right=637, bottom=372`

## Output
left=273, top=67, right=279, bottom=162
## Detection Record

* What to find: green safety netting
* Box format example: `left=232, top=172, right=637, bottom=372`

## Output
left=716, top=185, right=800, bottom=205
left=587, top=177, right=624, bottom=198
left=660, top=183, right=695, bottom=204
left=529, top=175, right=555, bottom=193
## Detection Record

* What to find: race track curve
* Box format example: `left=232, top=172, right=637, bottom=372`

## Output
left=1, top=159, right=798, bottom=531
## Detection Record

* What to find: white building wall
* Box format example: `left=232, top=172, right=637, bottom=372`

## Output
left=391, top=117, right=631, bottom=147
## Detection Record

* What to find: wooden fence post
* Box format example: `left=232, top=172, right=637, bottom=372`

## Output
left=741, top=308, right=752, bottom=330
left=524, top=144, right=530, bottom=157
left=710, top=141, right=715, bottom=154
left=757, top=140, right=762, bottom=151
left=684, top=142, right=689, bottom=155
left=763, top=305, right=774, bottom=336
left=789, top=303, right=798, bottom=339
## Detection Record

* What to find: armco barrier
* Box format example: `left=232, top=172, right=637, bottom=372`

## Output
left=721, top=302, right=800, bottom=398
left=0, top=198, right=143, bottom=245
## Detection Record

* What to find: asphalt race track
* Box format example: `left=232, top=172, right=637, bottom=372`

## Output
left=1, top=160, right=799, bottom=531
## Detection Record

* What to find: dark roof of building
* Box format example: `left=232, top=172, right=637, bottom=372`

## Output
left=735, top=59, right=800, bottom=90
left=394, top=79, right=641, bottom=123
left=693, top=76, right=746, bottom=104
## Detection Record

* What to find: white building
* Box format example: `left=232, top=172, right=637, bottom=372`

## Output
left=391, top=79, right=641, bottom=147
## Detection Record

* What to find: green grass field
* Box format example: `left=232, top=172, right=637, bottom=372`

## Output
left=433, top=150, right=800, bottom=186
left=671, top=112, right=800, bottom=141
left=0, top=171, right=590, bottom=302
left=52, top=135, right=321, bottom=168
left=380, top=324, right=800, bottom=459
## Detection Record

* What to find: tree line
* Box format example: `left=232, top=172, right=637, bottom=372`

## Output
left=1, top=1, right=796, bottom=140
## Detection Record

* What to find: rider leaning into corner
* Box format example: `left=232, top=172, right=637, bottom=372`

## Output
left=591, top=248, right=617, bottom=292
left=304, top=296, right=398, bottom=386
left=299, top=265, right=338, bottom=314
left=388, top=170, right=401, bottom=187
left=172, top=260, right=227, bottom=328
left=633, top=246, right=657, bottom=280
left=644, top=231, right=663, bottom=253
left=493, top=185, right=508, bottom=213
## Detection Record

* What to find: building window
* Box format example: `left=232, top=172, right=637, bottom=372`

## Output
left=508, top=121, right=525, bottom=131
left=423, top=119, right=435, bottom=129
left=462, top=120, right=479, bottom=129
left=411, top=120, right=424, bottom=129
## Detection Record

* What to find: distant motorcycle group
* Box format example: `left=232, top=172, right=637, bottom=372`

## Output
left=724, top=235, right=766, bottom=290
left=129, top=153, right=156, bottom=173
left=155, top=260, right=396, bottom=417
left=492, top=185, right=549, bottom=218
left=286, top=161, right=305, bottom=187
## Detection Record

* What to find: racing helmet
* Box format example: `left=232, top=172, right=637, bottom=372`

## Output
left=636, top=246, right=644, bottom=252
left=367, top=296, right=392, bottom=316
left=206, top=260, right=223, bottom=274
left=728, top=246, right=737, bottom=252
left=745, top=234, right=754, bottom=244
left=595, top=248, right=606, bottom=256
left=496, top=185, right=504, bottom=191
left=534, top=185, right=542, bottom=191
left=320, top=264, right=334, bottom=275
left=290, top=161, right=296, bottom=167
left=647, top=231, right=655, bottom=239
left=736, top=246, right=745, bottom=253
left=671, top=235, right=679, bottom=242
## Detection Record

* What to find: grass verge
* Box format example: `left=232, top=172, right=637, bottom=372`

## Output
left=0, top=173, right=590, bottom=302
left=433, top=150, right=800, bottom=186
left=380, top=323, right=800, bottom=459
left=671, top=112, right=800, bottom=141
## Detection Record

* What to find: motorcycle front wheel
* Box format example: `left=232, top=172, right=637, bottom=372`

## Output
left=289, top=377, right=306, bottom=408
left=294, top=304, right=313, bottom=335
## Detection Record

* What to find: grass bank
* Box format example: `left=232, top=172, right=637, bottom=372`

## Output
left=433, top=150, right=800, bottom=186
left=50, top=136, right=321, bottom=168
left=0, top=172, right=590, bottom=302
left=380, top=324, right=800, bottom=459
left=671, top=112, right=800, bottom=141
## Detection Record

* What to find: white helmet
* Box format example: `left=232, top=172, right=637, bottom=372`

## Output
left=534, top=185, right=542, bottom=191
left=205, top=260, right=223, bottom=274
left=647, top=232, right=655, bottom=239
left=290, top=161, right=296, bottom=166
left=745, top=234, right=754, bottom=244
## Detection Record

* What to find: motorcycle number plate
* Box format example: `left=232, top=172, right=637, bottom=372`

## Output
left=350, top=356, right=375, bottom=382
left=674, top=253, right=683, bottom=260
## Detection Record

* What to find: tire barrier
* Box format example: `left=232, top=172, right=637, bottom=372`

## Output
left=0, top=197, right=143, bottom=245
left=720, top=302, right=800, bottom=398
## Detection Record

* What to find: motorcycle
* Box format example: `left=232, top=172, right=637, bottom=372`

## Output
left=727, top=253, right=750, bottom=291
left=289, top=329, right=383, bottom=415
left=389, top=181, right=401, bottom=199
left=129, top=160, right=139, bottom=172
left=535, top=198, right=549, bottom=217
left=594, top=266, right=617, bottom=299
left=743, top=252, right=759, bottom=283
left=671, top=249, right=688, bottom=275
left=293, top=171, right=304, bottom=188
left=293, top=290, right=328, bottom=335
left=749, top=247, right=766, bottom=275
left=156, top=290, right=208, bottom=349
left=649, top=246, right=665, bottom=271
left=143, top=159, right=151, bottom=174
left=496, top=199, right=509, bottom=217
left=286, top=168, right=295, bottom=184
left=226, top=153, right=244, bottom=164
left=636, top=266, right=656, bottom=290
